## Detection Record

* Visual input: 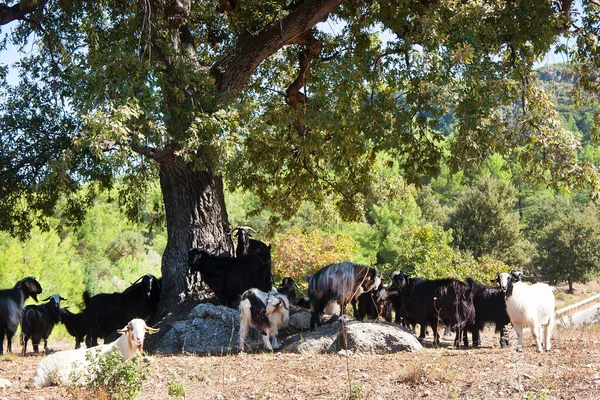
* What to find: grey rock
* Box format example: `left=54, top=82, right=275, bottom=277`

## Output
left=152, top=303, right=241, bottom=355
left=283, top=320, right=422, bottom=354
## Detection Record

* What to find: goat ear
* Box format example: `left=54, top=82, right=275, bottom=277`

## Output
left=117, top=327, right=128, bottom=334
left=145, top=326, right=160, bottom=334
left=60, top=296, right=67, bottom=301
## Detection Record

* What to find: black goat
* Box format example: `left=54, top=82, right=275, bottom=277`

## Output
left=232, top=226, right=272, bottom=268
left=21, top=294, right=65, bottom=354
left=308, top=261, right=381, bottom=331
left=276, top=277, right=297, bottom=304
left=83, top=274, right=162, bottom=346
left=0, top=276, right=43, bottom=354
left=387, top=271, right=475, bottom=348
left=188, top=248, right=272, bottom=307
left=59, top=307, right=88, bottom=349
left=384, top=271, right=421, bottom=330
left=357, top=283, right=392, bottom=321
left=464, top=277, right=511, bottom=348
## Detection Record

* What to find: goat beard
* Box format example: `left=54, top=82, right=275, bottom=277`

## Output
left=128, top=334, right=144, bottom=354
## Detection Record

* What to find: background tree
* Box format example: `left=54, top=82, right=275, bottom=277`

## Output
left=535, top=208, right=600, bottom=292
left=1, top=1, right=599, bottom=323
left=446, top=175, right=531, bottom=266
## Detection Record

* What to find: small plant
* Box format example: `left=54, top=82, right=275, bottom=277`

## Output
left=66, top=349, right=150, bottom=400
left=168, top=379, right=187, bottom=398
left=342, top=384, right=364, bottom=400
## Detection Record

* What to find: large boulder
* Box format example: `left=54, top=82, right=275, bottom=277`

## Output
left=147, top=302, right=421, bottom=355
left=284, top=320, right=422, bottom=354
left=151, top=303, right=241, bottom=354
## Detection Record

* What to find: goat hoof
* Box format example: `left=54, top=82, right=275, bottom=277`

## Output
left=516, top=347, right=523, bottom=352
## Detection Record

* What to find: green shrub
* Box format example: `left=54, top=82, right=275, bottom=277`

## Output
left=67, top=350, right=150, bottom=400
left=168, top=379, right=188, bottom=398
left=271, top=226, right=360, bottom=293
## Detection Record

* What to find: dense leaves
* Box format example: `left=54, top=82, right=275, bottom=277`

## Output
left=1, top=0, right=600, bottom=312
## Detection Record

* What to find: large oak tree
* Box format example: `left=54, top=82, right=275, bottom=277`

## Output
left=1, top=1, right=599, bottom=320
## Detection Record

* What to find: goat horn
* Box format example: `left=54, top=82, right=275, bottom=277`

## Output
left=145, top=326, right=160, bottom=334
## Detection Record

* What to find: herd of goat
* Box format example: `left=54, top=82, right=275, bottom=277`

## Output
left=0, top=226, right=557, bottom=387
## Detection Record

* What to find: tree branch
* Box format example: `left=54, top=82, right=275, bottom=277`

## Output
left=0, top=0, right=49, bottom=25
left=211, top=0, right=348, bottom=94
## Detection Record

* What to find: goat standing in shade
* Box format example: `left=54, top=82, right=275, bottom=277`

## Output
left=84, top=274, right=161, bottom=346
left=238, top=288, right=289, bottom=352
left=21, top=294, right=65, bottom=354
left=60, top=307, right=88, bottom=349
left=308, top=262, right=381, bottom=331
left=188, top=248, right=272, bottom=306
left=0, top=276, right=43, bottom=354
left=276, top=277, right=297, bottom=304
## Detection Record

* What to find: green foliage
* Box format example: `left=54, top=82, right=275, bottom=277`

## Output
left=386, top=224, right=507, bottom=283
left=105, top=231, right=146, bottom=263
left=522, top=195, right=573, bottom=241
left=446, top=175, right=530, bottom=266
left=413, top=186, right=448, bottom=227
left=0, top=227, right=84, bottom=307
left=535, top=208, right=600, bottom=291
left=168, top=379, right=188, bottom=398
left=389, top=224, right=459, bottom=279
left=271, top=227, right=361, bottom=293
left=66, top=350, right=150, bottom=400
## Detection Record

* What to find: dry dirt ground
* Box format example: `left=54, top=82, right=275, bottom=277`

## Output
left=1, top=282, right=599, bottom=400
left=1, top=323, right=599, bottom=400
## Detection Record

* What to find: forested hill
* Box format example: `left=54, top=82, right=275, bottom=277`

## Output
left=537, top=63, right=597, bottom=144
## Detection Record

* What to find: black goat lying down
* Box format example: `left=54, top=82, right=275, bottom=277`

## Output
left=238, top=288, right=290, bottom=352
left=84, top=274, right=161, bottom=346
left=308, top=261, right=381, bottom=331
left=188, top=248, right=272, bottom=306
left=0, top=276, right=43, bottom=354
left=21, top=294, right=65, bottom=354
left=59, top=307, right=88, bottom=349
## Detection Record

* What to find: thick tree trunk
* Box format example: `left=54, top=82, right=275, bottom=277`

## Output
left=155, top=154, right=234, bottom=318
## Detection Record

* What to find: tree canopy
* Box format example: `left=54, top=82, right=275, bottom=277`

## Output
left=1, top=0, right=600, bottom=315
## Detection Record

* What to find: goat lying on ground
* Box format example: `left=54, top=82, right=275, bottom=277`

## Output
left=239, top=288, right=289, bottom=352
left=0, top=276, right=43, bottom=354
left=308, top=261, right=380, bottom=331
left=31, top=318, right=159, bottom=387
left=21, top=294, right=65, bottom=354
left=498, top=271, right=555, bottom=352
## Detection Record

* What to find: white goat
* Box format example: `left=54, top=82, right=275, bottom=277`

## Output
left=31, top=318, right=159, bottom=387
left=239, top=288, right=290, bottom=352
left=498, top=271, right=555, bottom=352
